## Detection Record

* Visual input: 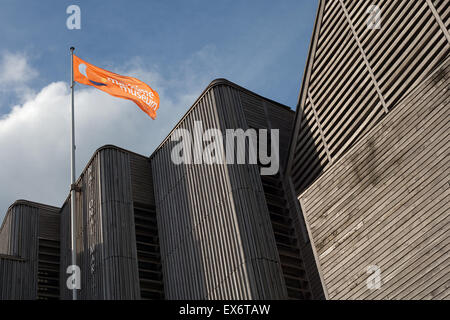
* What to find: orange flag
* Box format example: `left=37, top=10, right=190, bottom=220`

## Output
left=73, top=54, right=159, bottom=119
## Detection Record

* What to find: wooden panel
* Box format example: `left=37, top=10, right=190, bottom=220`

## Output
left=287, top=0, right=450, bottom=196
left=130, top=153, right=155, bottom=206
left=239, top=90, right=322, bottom=299
left=133, top=205, right=164, bottom=299
left=39, top=209, right=60, bottom=241
left=300, top=57, right=450, bottom=299
left=0, top=211, right=12, bottom=255
left=151, top=81, right=290, bottom=299
left=214, top=85, right=288, bottom=299
left=98, top=148, right=141, bottom=299
left=60, top=151, right=105, bottom=300
left=60, top=146, right=141, bottom=300
left=239, top=90, right=295, bottom=167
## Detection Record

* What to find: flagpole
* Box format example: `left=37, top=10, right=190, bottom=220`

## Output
left=70, top=46, right=77, bottom=301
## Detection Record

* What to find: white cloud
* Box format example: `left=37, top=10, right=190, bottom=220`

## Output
left=0, top=49, right=214, bottom=221
left=0, top=52, right=38, bottom=102
left=0, top=51, right=38, bottom=85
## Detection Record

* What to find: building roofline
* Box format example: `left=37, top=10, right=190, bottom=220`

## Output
left=0, top=254, right=25, bottom=262
left=149, top=78, right=293, bottom=159
left=60, top=144, right=149, bottom=208
left=6, top=200, right=59, bottom=213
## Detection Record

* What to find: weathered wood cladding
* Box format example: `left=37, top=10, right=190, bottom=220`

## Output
left=0, top=203, right=39, bottom=299
left=287, top=0, right=450, bottom=196
left=60, top=146, right=162, bottom=299
left=0, top=201, right=59, bottom=300
left=130, top=152, right=156, bottom=206
left=134, top=205, right=164, bottom=299
left=299, top=57, right=450, bottom=299
left=130, top=154, right=164, bottom=299
left=280, top=175, right=325, bottom=300
left=151, top=81, right=295, bottom=299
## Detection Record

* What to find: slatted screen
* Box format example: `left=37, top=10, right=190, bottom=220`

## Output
left=288, top=0, right=450, bottom=196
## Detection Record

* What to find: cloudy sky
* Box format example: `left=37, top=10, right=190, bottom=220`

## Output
left=0, top=0, right=317, bottom=221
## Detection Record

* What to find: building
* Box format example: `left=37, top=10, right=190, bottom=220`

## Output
left=59, top=145, right=164, bottom=300
left=285, top=0, right=450, bottom=299
left=0, top=200, right=60, bottom=300
left=150, top=79, right=319, bottom=299
left=1, top=0, right=448, bottom=300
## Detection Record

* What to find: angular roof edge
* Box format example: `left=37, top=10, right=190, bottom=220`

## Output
left=60, top=144, right=149, bottom=208
left=284, top=0, right=325, bottom=176
left=150, top=78, right=293, bottom=159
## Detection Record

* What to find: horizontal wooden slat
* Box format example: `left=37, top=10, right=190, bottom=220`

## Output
left=300, top=56, right=450, bottom=299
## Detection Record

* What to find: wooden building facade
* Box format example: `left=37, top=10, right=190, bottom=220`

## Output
left=0, top=80, right=320, bottom=300
left=285, top=0, right=450, bottom=299
left=59, top=145, right=164, bottom=300
left=151, top=79, right=319, bottom=299
left=0, top=200, right=60, bottom=300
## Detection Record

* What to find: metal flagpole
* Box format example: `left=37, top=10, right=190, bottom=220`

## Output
left=70, top=46, right=77, bottom=301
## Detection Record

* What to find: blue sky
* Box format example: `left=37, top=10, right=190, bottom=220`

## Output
left=0, top=0, right=317, bottom=219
